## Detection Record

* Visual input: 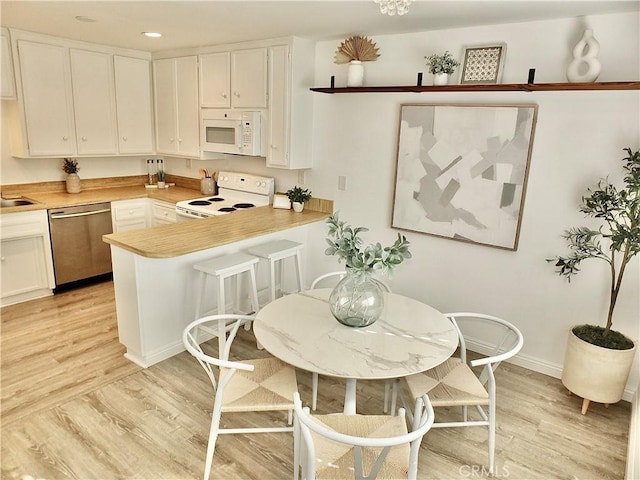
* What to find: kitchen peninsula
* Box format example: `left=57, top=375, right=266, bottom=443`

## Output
left=103, top=200, right=332, bottom=368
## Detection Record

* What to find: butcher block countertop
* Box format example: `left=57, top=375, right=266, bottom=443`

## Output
left=103, top=206, right=331, bottom=258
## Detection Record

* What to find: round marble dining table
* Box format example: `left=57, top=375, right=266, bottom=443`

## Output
left=253, top=288, right=459, bottom=414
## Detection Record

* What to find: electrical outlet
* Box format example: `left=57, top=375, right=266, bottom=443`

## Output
left=298, top=170, right=306, bottom=184
left=338, top=175, right=347, bottom=191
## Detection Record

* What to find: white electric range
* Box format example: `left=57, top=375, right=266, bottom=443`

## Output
left=175, top=171, right=275, bottom=222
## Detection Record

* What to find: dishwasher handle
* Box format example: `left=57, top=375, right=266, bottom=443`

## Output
left=49, top=208, right=111, bottom=219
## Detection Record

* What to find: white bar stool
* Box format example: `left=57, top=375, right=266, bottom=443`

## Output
left=193, top=252, right=260, bottom=353
left=247, top=239, right=304, bottom=304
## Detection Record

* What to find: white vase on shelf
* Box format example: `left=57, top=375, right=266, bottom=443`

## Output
left=566, top=29, right=601, bottom=83
left=347, top=60, right=365, bottom=87
left=433, top=73, right=450, bottom=86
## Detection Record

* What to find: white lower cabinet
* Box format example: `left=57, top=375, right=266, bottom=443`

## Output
left=151, top=200, right=177, bottom=226
left=0, top=210, right=55, bottom=306
left=111, top=199, right=149, bottom=232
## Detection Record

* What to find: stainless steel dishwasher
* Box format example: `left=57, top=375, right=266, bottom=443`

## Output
left=48, top=202, right=113, bottom=287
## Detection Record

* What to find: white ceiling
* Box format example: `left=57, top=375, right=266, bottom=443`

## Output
left=1, top=1, right=638, bottom=52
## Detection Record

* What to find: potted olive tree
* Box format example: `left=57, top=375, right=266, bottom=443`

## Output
left=547, top=147, right=639, bottom=414
left=285, top=186, right=312, bottom=212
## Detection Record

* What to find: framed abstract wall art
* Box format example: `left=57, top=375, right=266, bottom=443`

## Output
left=391, top=103, right=538, bottom=250
left=459, top=43, right=507, bottom=84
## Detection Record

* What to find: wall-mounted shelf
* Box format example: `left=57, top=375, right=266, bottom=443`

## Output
left=310, top=81, right=640, bottom=94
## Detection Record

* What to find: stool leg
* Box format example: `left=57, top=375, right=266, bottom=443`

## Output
left=195, top=271, right=207, bottom=320
left=217, top=276, right=226, bottom=354
left=294, top=251, right=304, bottom=294
left=277, top=258, right=284, bottom=298
left=268, top=259, right=277, bottom=302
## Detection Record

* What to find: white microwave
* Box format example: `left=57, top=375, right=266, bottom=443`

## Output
left=201, top=110, right=262, bottom=156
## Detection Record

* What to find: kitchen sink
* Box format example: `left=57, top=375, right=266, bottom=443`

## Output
left=1, top=198, right=38, bottom=207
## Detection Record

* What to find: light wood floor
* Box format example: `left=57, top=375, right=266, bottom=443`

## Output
left=1, top=281, right=631, bottom=479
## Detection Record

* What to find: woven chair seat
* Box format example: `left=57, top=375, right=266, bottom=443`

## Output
left=308, top=414, right=410, bottom=479
left=404, top=357, right=489, bottom=407
left=220, top=357, right=297, bottom=413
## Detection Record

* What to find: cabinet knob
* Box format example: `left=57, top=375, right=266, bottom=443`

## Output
left=81, top=136, right=87, bottom=142
left=178, top=138, right=183, bottom=143
left=233, top=91, right=240, bottom=97
left=170, top=138, right=175, bottom=143
left=1, top=257, right=5, bottom=262
left=62, top=136, right=68, bottom=141
left=270, top=144, right=278, bottom=149
left=122, top=136, right=128, bottom=141
left=222, top=93, right=228, bottom=98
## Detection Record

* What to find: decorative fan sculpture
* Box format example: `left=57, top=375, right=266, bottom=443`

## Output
left=334, top=36, right=380, bottom=64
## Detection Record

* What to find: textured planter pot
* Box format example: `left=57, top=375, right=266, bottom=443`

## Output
left=292, top=202, right=304, bottom=212
left=66, top=173, right=81, bottom=194
left=433, top=73, right=450, bottom=85
left=562, top=328, right=636, bottom=412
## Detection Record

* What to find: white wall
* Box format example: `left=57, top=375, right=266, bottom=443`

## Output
left=306, top=12, right=640, bottom=398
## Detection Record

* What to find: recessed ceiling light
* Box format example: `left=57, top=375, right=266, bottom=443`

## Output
left=75, top=16, right=96, bottom=23
left=142, top=32, right=162, bottom=38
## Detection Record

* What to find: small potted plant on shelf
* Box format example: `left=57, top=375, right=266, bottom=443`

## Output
left=62, top=158, right=81, bottom=194
left=285, top=186, right=312, bottom=212
left=425, top=51, right=460, bottom=85
left=547, top=147, right=639, bottom=414
left=334, top=35, right=380, bottom=87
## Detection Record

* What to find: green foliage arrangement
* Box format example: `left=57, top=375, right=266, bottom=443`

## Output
left=325, top=212, right=412, bottom=276
left=285, top=186, right=312, bottom=203
left=547, top=147, right=639, bottom=349
left=62, top=158, right=79, bottom=174
left=425, top=51, right=460, bottom=75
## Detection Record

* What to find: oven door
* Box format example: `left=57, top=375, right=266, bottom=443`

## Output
left=202, top=118, right=241, bottom=154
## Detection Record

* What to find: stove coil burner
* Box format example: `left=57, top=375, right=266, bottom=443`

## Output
left=189, top=200, right=211, bottom=206
left=208, top=197, right=224, bottom=202
left=233, top=203, right=255, bottom=209
left=218, top=207, right=236, bottom=212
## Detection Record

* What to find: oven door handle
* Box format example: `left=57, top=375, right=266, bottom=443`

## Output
left=175, top=210, right=206, bottom=220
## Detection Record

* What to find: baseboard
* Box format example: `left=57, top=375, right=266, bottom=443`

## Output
left=465, top=338, right=635, bottom=402
left=626, top=386, right=639, bottom=480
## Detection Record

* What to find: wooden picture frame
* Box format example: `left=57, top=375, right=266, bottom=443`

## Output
left=459, top=43, right=507, bottom=84
left=391, top=103, right=538, bottom=251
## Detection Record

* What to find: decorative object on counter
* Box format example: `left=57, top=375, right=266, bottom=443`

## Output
left=324, top=212, right=411, bottom=327
left=146, top=158, right=156, bottom=185
left=272, top=194, right=292, bottom=210
left=199, top=168, right=217, bottom=195
left=425, top=51, right=460, bottom=85
left=373, top=0, right=413, bottom=16
left=566, top=29, right=601, bottom=83
left=285, top=186, right=312, bottom=212
left=459, top=43, right=507, bottom=84
left=547, top=147, right=639, bottom=414
left=392, top=103, right=538, bottom=250
left=334, top=36, right=380, bottom=87
left=62, top=158, right=81, bottom=194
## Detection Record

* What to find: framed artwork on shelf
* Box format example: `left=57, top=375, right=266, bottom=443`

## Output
left=459, top=43, right=507, bottom=84
left=391, top=103, right=538, bottom=251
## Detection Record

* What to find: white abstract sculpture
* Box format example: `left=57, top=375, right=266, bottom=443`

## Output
left=566, top=29, right=601, bottom=83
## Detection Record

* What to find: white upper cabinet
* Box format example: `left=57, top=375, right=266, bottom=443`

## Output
left=70, top=48, right=118, bottom=155
left=200, top=52, right=230, bottom=108
left=15, top=39, right=76, bottom=157
left=114, top=56, right=154, bottom=154
left=153, top=56, right=200, bottom=157
left=7, top=29, right=153, bottom=158
left=266, top=38, right=315, bottom=169
left=231, top=48, right=267, bottom=109
left=1, top=29, right=16, bottom=99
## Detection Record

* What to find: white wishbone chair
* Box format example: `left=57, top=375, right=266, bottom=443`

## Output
left=183, top=314, right=299, bottom=480
left=293, top=391, right=434, bottom=480
left=394, top=312, right=523, bottom=474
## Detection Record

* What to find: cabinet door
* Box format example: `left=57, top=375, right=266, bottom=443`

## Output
left=266, top=45, right=289, bottom=168
left=153, top=58, right=178, bottom=154
left=1, top=31, right=16, bottom=99
left=70, top=48, right=118, bottom=155
left=114, top=56, right=154, bottom=154
left=175, top=56, right=200, bottom=156
left=17, top=40, right=76, bottom=156
left=231, top=48, right=267, bottom=108
left=200, top=52, right=230, bottom=108
left=0, top=237, right=50, bottom=298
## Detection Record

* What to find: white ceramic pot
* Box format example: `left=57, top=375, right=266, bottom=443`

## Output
left=566, top=29, right=601, bottom=83
left=66, top=173, right=81, bottom=194
left=347, top=60, right=364, bottom=87
left=562, top=328, right=636, bottom=405
left=292, top=202, right=304, bottom=212
left=433, top=73, right=450, bottom=86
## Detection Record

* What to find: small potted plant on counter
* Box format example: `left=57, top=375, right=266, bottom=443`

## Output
left=425, top=50, right=460, bottom=85
left=285, top=186, right=312, bottom=212
left=547, top=147, right=639, bottom=414
left=62, top=158, right=81, bottom=194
